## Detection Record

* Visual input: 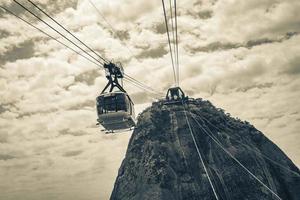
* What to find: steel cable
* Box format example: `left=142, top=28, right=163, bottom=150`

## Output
left=174, top=0, right=180, bottom=86
left=7, top=1, right=164, bottom=97
left=182, top=103, right=220, bottom=200
left=190, top=114, right=283, bottom=200
left=191, top=112, right=300, bottom=178
left=169, top=0, right=178, bottom=86
left=0, top=5, right=104, bottom=69
left=27, top=0, right=108, bottom=63
left=13, top=0, right=106, bottom=66
left=162, top=0, right=177, bottom=86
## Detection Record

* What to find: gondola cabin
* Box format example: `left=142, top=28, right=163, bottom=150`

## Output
left=96, top=91, right=135, bottom=131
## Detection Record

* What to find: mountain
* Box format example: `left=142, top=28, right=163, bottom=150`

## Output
left=110, top=98, right=300, bottom=200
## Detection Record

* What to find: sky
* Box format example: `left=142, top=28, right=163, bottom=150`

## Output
left=0, top=0, right=300, bottom=199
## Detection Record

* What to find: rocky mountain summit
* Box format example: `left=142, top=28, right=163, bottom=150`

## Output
left=110, top=99, right=300, bottom=200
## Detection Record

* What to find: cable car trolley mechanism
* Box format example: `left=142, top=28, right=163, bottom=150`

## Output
left=96, top=62, right=136, bottom=132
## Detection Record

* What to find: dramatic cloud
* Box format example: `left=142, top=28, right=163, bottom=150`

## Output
left=0, top=0, right=299, bottom=200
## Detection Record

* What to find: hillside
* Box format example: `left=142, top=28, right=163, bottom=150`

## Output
left=110, top=99, right=300, bottom=200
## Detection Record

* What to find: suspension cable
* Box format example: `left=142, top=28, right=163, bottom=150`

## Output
left=124, top=78, right=162, bottom=96
left=162, top=0, right=177, bottom=85
left=182, top=104, right=219, bottom=200
left=1, top=5, right=162, bottom=96
left=169, top=0, right=177, bottom=85
left=6, top=1, right=163, bottom=97
left=124, top=74, right=164, bottom=96
left=87, top=0, right=139, bottom=62
left=0, top=5, right=104, bottom=69
left=123, top=78, right=163, bottom=98
left=174, top=0, right=179, bottom=86
left=88, top=0, right=176, bottom=93
left=26, top=0, right=108, bottom=64
left=88, top=0, right=117, bottom=35
left=87, top=0, right=163, bottom=96
left=190, top=114, right=283, bottom=200
left=13, top=0, right=105, bottom=67
left=192, top=113, right=300, bottom=178
left=166, top=107, right=198, bottom=197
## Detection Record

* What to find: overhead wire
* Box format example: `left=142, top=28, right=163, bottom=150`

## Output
left=87, top=0, right=118, bottom=34
left=87, top=0, right=164, bottom=97
left=124, top=74, right=164, bottom=96
left=190, top=114, right=283, bottom=200
left=89, top=0, right=179, bottom=93
left=123, top=78, right=163, bottom=98
left=174, top=0, right=180, bottom=86
left=12, top=0, right=106, bottom=67
left=0, top=5, right=104, bottom=69
left=87, top=0, right=176, bottom=97
left=9, top=1, right=163, bottom=97
left=192, top=113, right=300, bottom=178
left=7, top=1, right=169, bottom=98
left=87, top=0, right=139, bottom=62
left=169, top=0, right=178, bottom=85
left=182, top=103, right=220, bottom=200
left=166, top=107, right=198, bottom=197
left=162, top=0, right=177, bottom=86
left=26, top=0, right=108, bottom=64
left=124, top=77, right=162, bottom=96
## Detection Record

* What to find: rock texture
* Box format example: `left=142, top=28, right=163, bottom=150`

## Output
left=110, top=99, right=300, bottom=200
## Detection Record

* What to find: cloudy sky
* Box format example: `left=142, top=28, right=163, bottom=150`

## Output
left=0, top=0, right=300, bottom=199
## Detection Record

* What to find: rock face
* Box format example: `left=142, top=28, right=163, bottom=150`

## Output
left=110, top=99, right=300, bottom=200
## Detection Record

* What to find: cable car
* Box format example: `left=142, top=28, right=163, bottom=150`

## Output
left=96, top=62, right=136, bottom=131
left=165, top=86, right=188, bottom=105
left=96, top=92, right=135, bottom=131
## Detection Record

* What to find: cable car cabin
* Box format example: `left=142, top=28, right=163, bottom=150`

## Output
left=165, top=87, right=188, bottom=105
left=96, top=92, right=136, bottom=131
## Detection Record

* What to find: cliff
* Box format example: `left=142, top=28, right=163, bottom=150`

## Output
left=110, top=99, right=300, bottom=200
